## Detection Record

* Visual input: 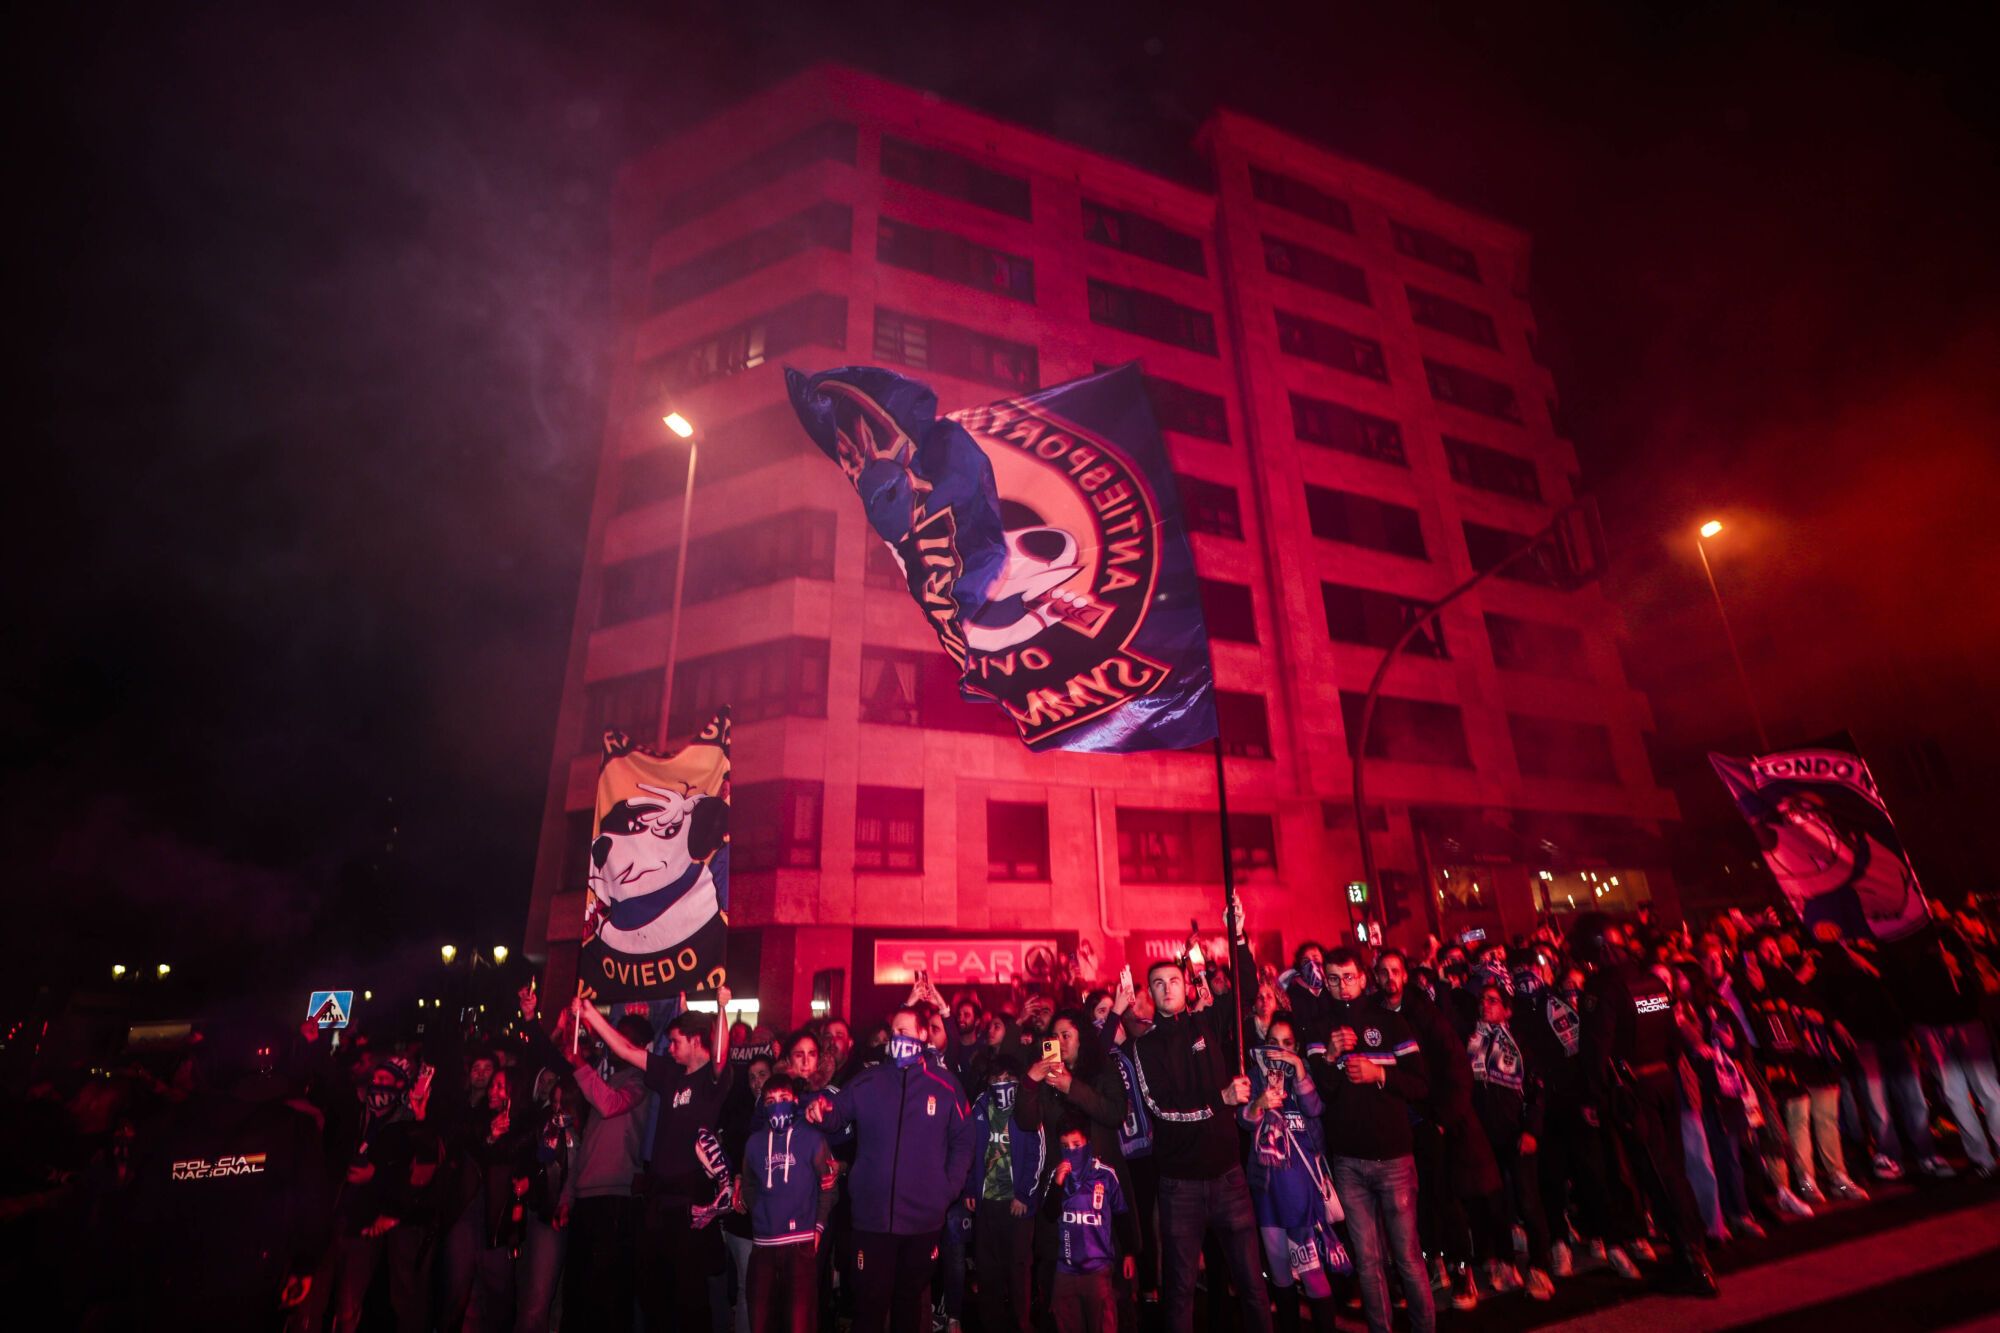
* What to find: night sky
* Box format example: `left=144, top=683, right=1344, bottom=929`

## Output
left=11, top=2, right=1997, bottom=998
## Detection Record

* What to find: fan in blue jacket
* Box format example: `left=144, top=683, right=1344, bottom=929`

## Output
left=1243, top=1021, right=1350, bottom=1333
left=964, top=1057, right=1047, bottom=1333
left=806, top=1012, right=979, bottom=1333
left=739, top=1076, right=835, bottom=1333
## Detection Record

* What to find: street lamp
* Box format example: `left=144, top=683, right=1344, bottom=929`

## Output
left=156, top=963, right=171, bottom=978
left=660, top=412, right=699, bottom=744
left=1694, top=519, right=1770, bottom=752
left=492, top=946, right=509, bottom=965
left=111, top=964, right=126, bottom=978
left=441, top=944, right=458, bottom=965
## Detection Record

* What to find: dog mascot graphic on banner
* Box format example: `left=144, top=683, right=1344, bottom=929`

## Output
left=581, top=709, right=731, bottom=1001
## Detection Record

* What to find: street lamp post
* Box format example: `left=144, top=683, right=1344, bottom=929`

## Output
left=661, top=412, right=698, bottom=745
left=1695, top=520, right=1770, bottom=752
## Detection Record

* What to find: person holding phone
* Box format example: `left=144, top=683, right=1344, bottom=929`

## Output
left=966, top=1054, right=1045, bottom=1333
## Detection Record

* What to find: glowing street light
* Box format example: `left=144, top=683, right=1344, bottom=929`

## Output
left=1694, top=517, right=1770, bottom=751
left=441, top=944, right=458, bottom=964
left=156, top=963, right=171, bottom=978
left=492, top=945, right=509, bottom=965
left=363, top=990, right=373, bottom=1002
left=112, top=964, right=126, bottom=978
left=661, top=411, right=700, bottom=744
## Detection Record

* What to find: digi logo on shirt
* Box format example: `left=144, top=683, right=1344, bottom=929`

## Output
left=1062, top=1210, right=1104, bottom=1226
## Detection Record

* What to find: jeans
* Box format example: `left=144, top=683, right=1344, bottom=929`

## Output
left=1681, top=1108, right=1724, bottom=1238
left=1700, top=1104, right=1751, bottom=1223
left=747, top=1241, right=818, bottom=1333
left=1854, top=1038, right=1937, bottom=1163
left=1156, top=1168, right=1271, bottom=1333
left=517, top=1214, right=566, bottom=1332
left=1916, top=1021, right=2000, bottom=1170
left=1330, top=1156, right=1433, bottom=1333
left=724, top=1231, right=753, bottom=1333
left=1781, top=1084, right=1850, bottom=1189
left=1050, top=1269, right=1117, bottom=1333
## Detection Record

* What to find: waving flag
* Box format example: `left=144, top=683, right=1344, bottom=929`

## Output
left=789, top=363, right=1216, bottom=752
left=580, top=710, right=731, bottom=1001
left=1710, top=746, right=1929, bottom=941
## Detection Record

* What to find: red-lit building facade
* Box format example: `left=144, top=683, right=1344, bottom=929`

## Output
left=526, top=65, right=1678, bottom=1028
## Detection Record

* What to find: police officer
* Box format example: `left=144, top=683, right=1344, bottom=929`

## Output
left=1573, top=915, right=1719, bottom=1297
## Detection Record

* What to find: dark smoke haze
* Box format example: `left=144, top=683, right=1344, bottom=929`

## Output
left=8, top=2, right=1996, bottom=995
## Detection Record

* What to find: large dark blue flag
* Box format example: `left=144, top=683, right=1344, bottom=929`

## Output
left=789, top=362, right=1216, bottom=752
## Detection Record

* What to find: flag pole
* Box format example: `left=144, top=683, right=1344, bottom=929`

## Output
left=1211, top=733, right=1247, bottom=1076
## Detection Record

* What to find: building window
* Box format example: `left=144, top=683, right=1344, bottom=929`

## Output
left=682, top=509, right=838, bottom=604
left=639, top=294, right=847, bottom=398
left=855, top=786, right=924, bottom=872
left=1391, top=220, right=1480, bottom=281
left=880, top=135, right=1032, bottom=220
left=1339, top=692, right=1473, bottom=768
left=1305, top=486, right=1428, bottom=559
left=614, top=450, right=684, bottom=514
left=1406, top=285, right=1498, bottom=348
left=1486, top=613, right=1587, bottom=678
left=598, top=551, right=674, bottom=626
left=1289, top=393, right=1406, bottom=466
left=988, top=801, right=1051, bottom=881
left=1509, top=714, right=1619, bottom=783
left=581, top=669, right=662, bottom=753
left=1088, top=280, right=1218, bottom=355
left=873, top=308, right=1039, bottom=390
left=1118, top=808, right=1208, bottom=883
left=1249, top=166, right=1354, bottom=233
left=1198, top=578, right=1257, bottom=643
left=858, top=647, right=1018, bottom=736
left=559, top=808, right=596, bottom=893
left=1263, top=236, right=1370, bottom=305
left=656, top=121, right=857, bottom=234
left=732, top=780, right=823, bottom=870
left=1174, top=474, right=1242, bottom=539
left=864, top=540, right=907, bottom=590
left=1083, top=200, right=1206, bottom=274
left=1216, top=690, right=1273, bottom=759
left=1424, top=358, right=1521, bottom=422
left=1322, top=582, right=1446, bottom=658
left=877, top=216, right=1035, bottom=301
left=1141, top=374, right=1230, bottom=442
left=1230, top=813, right=1279, bottom=873
left=859, top=647, right=922, bottom=726
left=668, top=638, right=829, bottom=736
left=1322, top=801, right=1390, bottom=832
left=1444, top=437, right=1541, bottom=501
left=650, top=203, right=853, bottom=313
left=1463, top=521, right=1566, bottom=586
left=1275, top=311, right=1388, bottom=381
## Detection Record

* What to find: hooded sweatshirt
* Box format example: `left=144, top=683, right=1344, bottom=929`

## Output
left=741, top=1104, right=833, bottom=1246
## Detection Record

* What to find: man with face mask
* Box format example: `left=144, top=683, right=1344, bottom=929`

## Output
left=966, top=1054, right=1046, bottom=1333
left=805, top=1007, right=980, bottom=1333
left=1283, top=943, right=1334, bottom=1049
left=1510, top=944, right=1615, bottom=1279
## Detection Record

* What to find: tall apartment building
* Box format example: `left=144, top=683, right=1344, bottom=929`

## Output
left=526, top=65, right=1677, bottom=1028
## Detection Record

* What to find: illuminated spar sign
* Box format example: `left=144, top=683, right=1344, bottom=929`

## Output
left=307, top=990, right=354, bottom=1029
left=872, top=939, right=1059, bottom=986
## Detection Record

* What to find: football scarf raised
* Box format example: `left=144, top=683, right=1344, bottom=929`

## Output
left=579, top=711, right=731, bottom=1002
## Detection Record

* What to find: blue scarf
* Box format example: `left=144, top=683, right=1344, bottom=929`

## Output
left=886, top=1034, right=925, bottom=1068
left=1468, top=1022, right=1524, bottom=1095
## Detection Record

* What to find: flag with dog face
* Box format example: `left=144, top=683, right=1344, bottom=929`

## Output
left=787, top=362, right=1216, bottom=752
left=580, top=709, right=731, bottom=1001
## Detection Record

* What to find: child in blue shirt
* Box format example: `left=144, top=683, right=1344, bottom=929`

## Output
left=1043, top=1126, right=1137, bottom=1333
left=737, top=1075, right=834, bottom=1333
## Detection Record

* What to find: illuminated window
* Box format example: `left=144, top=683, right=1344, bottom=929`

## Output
left=1407, top=285, right=1498, bottom=348
left=877, top=217, right=1034, bottom=301
left=855, top=787, right=924, bottom=872
left=988, top=801, right=1051, bottom=881
left=639, top=294, right=847, bottom=397
left=1174, top=474, right=1242, bottom=539
left=1083, top=200, right=1206, bottom=274
left=1425, top=358, right=1521, bottom=422
left=1249, top=166, right=1354, bottom=233
left=1263, top=236, right=1369, bottom=305
left=1290, top=393, right=1406, bottom=466
left=1088, top=280, right=1218, bottom=355
left=880, top=135, right=1031, bottom=219
left=1305, top=486, right=1428, bottom=560
left=1391, top=220, right=1480, bottom=281
left=1276, top=311, right=1388, bottom=381
left=1322, top=582, right=1446, bottom=658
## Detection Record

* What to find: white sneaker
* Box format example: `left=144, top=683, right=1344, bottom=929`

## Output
left=1775, top=1187, right=1816, bottom=1218
left=1549, top=1241, right=1574, bottom=1277
left=1607, top=1246, right=1643, bottom=1280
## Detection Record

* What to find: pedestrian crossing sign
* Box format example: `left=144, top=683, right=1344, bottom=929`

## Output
left=307, top=990, right=354, bottom=1029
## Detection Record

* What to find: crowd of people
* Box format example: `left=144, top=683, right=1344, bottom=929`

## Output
left=6, top=895, right=2000, bottom=1332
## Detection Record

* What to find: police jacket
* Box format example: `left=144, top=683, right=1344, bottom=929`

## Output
left=813, top=1051, right=978, bottom=1235
left=1582, top=959, right=1682, bottom=1101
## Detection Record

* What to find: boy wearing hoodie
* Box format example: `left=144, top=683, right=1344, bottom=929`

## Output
left=966, top=1055, right=1047, bottom=1333
left=740, top=1075, right=835, bottom=1333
